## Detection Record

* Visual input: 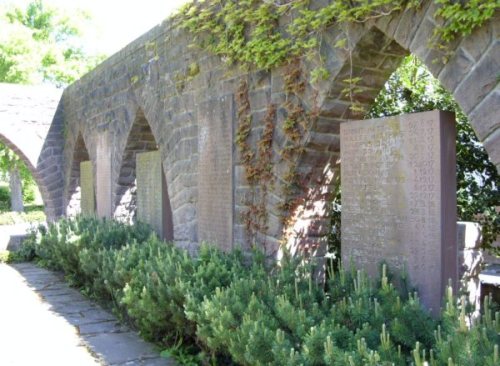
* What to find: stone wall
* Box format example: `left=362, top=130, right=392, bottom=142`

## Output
left=135, top=150, right=174, bottom=240
left=113, top=109, right=157, bottom=223
left=80, top=161, right=95, bottom=215
left=1, top=0, right=495, bottom=254
left=340, top=111, right=457, bottom=315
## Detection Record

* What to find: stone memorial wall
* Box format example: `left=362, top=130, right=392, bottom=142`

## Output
left=96, top=132, right=112, bottom=218
left=136, top=151, right=164, bottom=238
left=80, top=161, right=95, bottom=215
left=197, top=96, right=234, bottom=251
left=1, top=0, right=498, bottom=249
left=341, top=110, right=457, bottom=315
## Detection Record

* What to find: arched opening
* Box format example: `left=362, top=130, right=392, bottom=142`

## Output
left=281, top=24, right=498, bottom=269
left=66, top=133, right=91, bottom=216
left=281, top=28, right=408, bottom=259
left=0, top=136, right=47, bottom=224
left=114, top=108, right=174, bottom=240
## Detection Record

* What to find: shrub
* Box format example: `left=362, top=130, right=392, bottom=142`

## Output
left=0, top=185, right=10, bottom=209
left=24, top=217, right=500, bottom=365
left=22, top=182, right=36, bottom=204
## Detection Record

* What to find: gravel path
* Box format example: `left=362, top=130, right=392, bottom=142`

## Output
left=0, top=263, right=174, bottom=366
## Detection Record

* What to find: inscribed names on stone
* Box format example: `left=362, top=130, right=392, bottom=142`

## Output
left=96, top=132, right=112, bottom=218
left=80, top=161, right=95, bottom=215
left=136, top=151, right=164, bottom=239
left=340, top=110, right=457, bottom=315
left=197, top=96, right=234, bottom=250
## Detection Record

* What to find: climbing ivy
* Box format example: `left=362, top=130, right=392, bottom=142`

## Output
left=174, top=0, right=499, bottom=246
left=176, top=0, right=498, bottom=71
left=235, top=79, right=277, bottom=245
left=278, top=59, right=315, bottom=224
left=177, top=0, right=415, bottom=71
left=433, top=0, right=499, bottom=43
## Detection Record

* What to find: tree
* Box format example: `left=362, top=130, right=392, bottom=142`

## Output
left=368, top=55, right=499, bottom=255
left=0, top=0, right=105, bottom=212
left=0, top=0, right=104, bottom=86
left=0, top=145, right=35, bottom=212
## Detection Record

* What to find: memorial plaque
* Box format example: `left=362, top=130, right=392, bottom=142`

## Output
left=197, top=96, right=234, bottom=251
left=136, top=151, right=171, bottom=239
left=96, top=132, right=112, bottom=218
left=80, top=161, right=95, bottom=215
left=340, top=110, right=457, bottom=315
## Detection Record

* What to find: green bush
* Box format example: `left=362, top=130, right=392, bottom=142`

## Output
left=25, top=217, right=499, bottom=365
left=0, top=181, right=38, bottom=209
left=22, top=182, right=36, bottom=204
left=0, top=185, right=10, bottom=209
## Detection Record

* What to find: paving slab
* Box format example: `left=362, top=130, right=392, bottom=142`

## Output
left=0, top=263, right=176, bottom=365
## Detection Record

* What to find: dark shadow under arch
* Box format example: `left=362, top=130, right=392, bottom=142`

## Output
left=66, top=133, right=90, bottom=215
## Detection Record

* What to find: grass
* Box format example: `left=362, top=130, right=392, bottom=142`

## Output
left=0, top=204, right=46, bottom=225
left=0, top=180, right=46, bottom=225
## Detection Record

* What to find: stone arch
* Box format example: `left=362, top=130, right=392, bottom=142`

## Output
left=0, top=83, right=65, bottom=220
left=273, top=1, right=499, bottom=257
left=113, top=106, right=174, bottom=240
left=0, top=133, right=49, bottom=210
left=65, top=132, right=91, bottom=216
left=113, top=108, right=157, bottom=222
left=130, top=57, right=200, bottom=249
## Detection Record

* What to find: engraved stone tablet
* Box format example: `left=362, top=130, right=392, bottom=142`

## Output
left=80, top=161, right=95, bottom=215
left=340, top=110, right=457, bottom=315
left=96, top=132, right=112, bottom=218
left=136, top=151, right=165, bottom=239
left=197, top=96, right=233, bottom=251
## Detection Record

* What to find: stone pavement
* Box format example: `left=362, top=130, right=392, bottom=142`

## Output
left=0, top=263, right=175, bottom=366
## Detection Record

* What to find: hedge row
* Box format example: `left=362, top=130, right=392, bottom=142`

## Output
left=20, top=217, right=499, bottom=365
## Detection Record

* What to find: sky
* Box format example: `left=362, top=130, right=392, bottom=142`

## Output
left=1, top=0, right=191, bottom=56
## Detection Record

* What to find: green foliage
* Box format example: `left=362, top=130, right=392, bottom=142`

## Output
left=176, top=0, right=497, bottom=71
left=369, top=55, right=499, bottom=254
left=22, top=181, right=38, bottom=204
left=176, top=0, right=413, bottom=70
left=431, top=293, right=500, bottom=366
left=23, top=217, right=500, bottom=365
left=180, top=0, right=498, bottom=256
left=0, top=204, right=46, bottom=225
left=0, top=250, right=15, bottom=263
left=0, top=185, right=11, bottom=210
left=0, top=173, right=45, bottom=221
left=121, top=238, right=195, bottom=342
left=0, top=0, right=106, bottom=212
left=0, top=0, right=105, bottom=86
left=0, top=226, right=39, bottom=263
left=0, top=142, right=41, bottom=213
left=433, top=0, right=499, bottom=43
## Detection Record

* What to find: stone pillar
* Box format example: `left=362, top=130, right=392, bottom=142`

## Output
left=80, top=161, right=95, bottom=215
left=136, top=150, right=173, bottom=240
left=197, top=96, right=233, bottom=251
left=340, top=110, right=457, bottom=316
left=96, top=132, right=112, bottom=218
left=9, top=166, right=23, bottom=212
